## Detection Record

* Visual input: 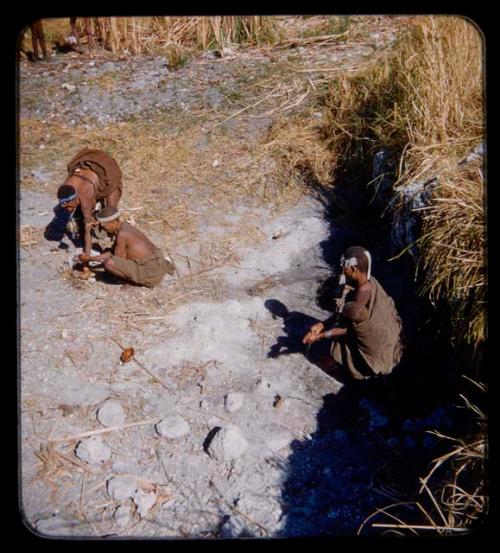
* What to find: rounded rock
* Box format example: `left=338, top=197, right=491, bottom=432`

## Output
left=113, top=505, right=132, bottom=528
left=224, top=393, right=244, bottom=412
left=155, top=415, right=190, bottom=439
left=207, top=425, right=249, bottom=462
left=107, top=476, right=138, bottom=501
left=74, top=435, right=111, bottom=466
left=97, top=400, right=126, bottom=428
left=133, top=489, right=157, bottom=518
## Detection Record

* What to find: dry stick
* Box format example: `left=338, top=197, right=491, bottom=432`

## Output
left=133, top=356, right=174, bottom=393
left=55, top=452, right=100, bottom=475
left=372, top=523, right=467, bottom=533
left=48, top=417, right=162, bottom=443
left=109, top=340, right=171, bottom=393
left=258, top=86, right=311, bottom=118
left=212, top=88, right=279, bottom=129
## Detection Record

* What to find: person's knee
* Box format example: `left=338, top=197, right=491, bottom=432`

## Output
left=103, top=258, right=114, bottom=271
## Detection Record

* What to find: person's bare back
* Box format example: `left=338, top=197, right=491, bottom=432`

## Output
left=114, top=222, right=157, bottom=261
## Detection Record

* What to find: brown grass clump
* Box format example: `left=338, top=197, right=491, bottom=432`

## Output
left=263, top=114, right=334, bottom=190
left=417, top=159, right=486, bottom=359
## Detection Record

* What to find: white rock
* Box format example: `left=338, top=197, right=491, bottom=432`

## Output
left=61, top=83, right=76, bottom=93
left=75, top=435, right=111, bottom=466
left=97, top=400, right=126, bottom=427
left=155, top=415, right=190, bottom=439
left=224, top=393, right=244, bottom=412
left=212, top=159, right=220, bottom=168
left=133, top=489, right=157, bottom=518
left=207, top=425, right=249, bottom=462
left=107, top=476, right=138, bottom=501
left=113, top=505, right=132, bottom=528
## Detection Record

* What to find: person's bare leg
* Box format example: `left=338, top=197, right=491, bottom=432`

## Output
left=31, top=24, right=39, bottom=60
left=35, top=21, right=48, bottom=60
left=70, top=17, right=82, bottom=52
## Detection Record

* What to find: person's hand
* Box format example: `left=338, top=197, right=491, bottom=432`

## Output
left=303, top=331, right=324, bottom=345
left=309, top=322, right=325, bottom=336
left=78, top=253, right=90, bottom=263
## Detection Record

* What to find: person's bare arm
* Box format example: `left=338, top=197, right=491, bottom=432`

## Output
left=78, top=183, right=97, bottom=256
left=113, top=230, right=127, bottom=259
left=79, top=251, right=112, bottom=264
left=354, top=282, right=371, bottom=308
left=303, top=325, right=347, bottom=344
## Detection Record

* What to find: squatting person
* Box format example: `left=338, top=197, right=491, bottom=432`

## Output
left=78, top=207, right=175, bottom=287
left=303, top=246, right=403, bottom=380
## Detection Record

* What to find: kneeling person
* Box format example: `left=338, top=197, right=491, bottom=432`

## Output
left=79, top=207, right=175, bottom=287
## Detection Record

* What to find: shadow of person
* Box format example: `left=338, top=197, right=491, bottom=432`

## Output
left=265, top=298, right=354, bottom=385
left=44, top=204, right=83, bottom=248
left=265, top=299, right=321, bottom=359
left=277, top=387, right=390, bottom=537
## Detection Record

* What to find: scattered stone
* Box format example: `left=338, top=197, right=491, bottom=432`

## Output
left=107, top=476, right=138, bottom=501
left=206, top=425, right=249, bottom=462
left=224, top=393, right=244, bottom=412
left=156, top=415, right=190, bottom=439
left=60, top=83, right=76, bottom=93
left=133, top=489, right=157, bottom=518
left=74, top=435, right=111, bottom=466
left=97, top=400, right=126, bottom=427
left=113, top=505, right=132, bottom=528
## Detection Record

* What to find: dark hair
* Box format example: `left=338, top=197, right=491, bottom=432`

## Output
left=343, top=246, right=371, bottom=274
left=57, top=184, right=77, bottom=200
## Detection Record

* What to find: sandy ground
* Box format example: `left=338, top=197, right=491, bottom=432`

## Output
left=19, top=17, right=454, bottom=538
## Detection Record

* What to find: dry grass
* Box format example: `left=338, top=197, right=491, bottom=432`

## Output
left=20, top=224, right=44, bottom=249
left=21, top=16, right=281, bottom=60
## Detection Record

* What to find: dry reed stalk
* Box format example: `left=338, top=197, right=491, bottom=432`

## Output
left=48, top=417, right=162, bottom=443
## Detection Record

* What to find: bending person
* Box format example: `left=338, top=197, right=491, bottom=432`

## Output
left=303, top=246, right=403, bottom=380
left=78, top=207, right=175, bottom=287
left=56, top=148, right=123, bottom=258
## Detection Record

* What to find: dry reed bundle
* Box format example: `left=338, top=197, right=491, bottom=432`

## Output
left=71, top=16, right=279, bottom=58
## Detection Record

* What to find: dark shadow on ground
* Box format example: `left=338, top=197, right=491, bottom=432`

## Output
left=277, top=371, right=466, bottom=537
